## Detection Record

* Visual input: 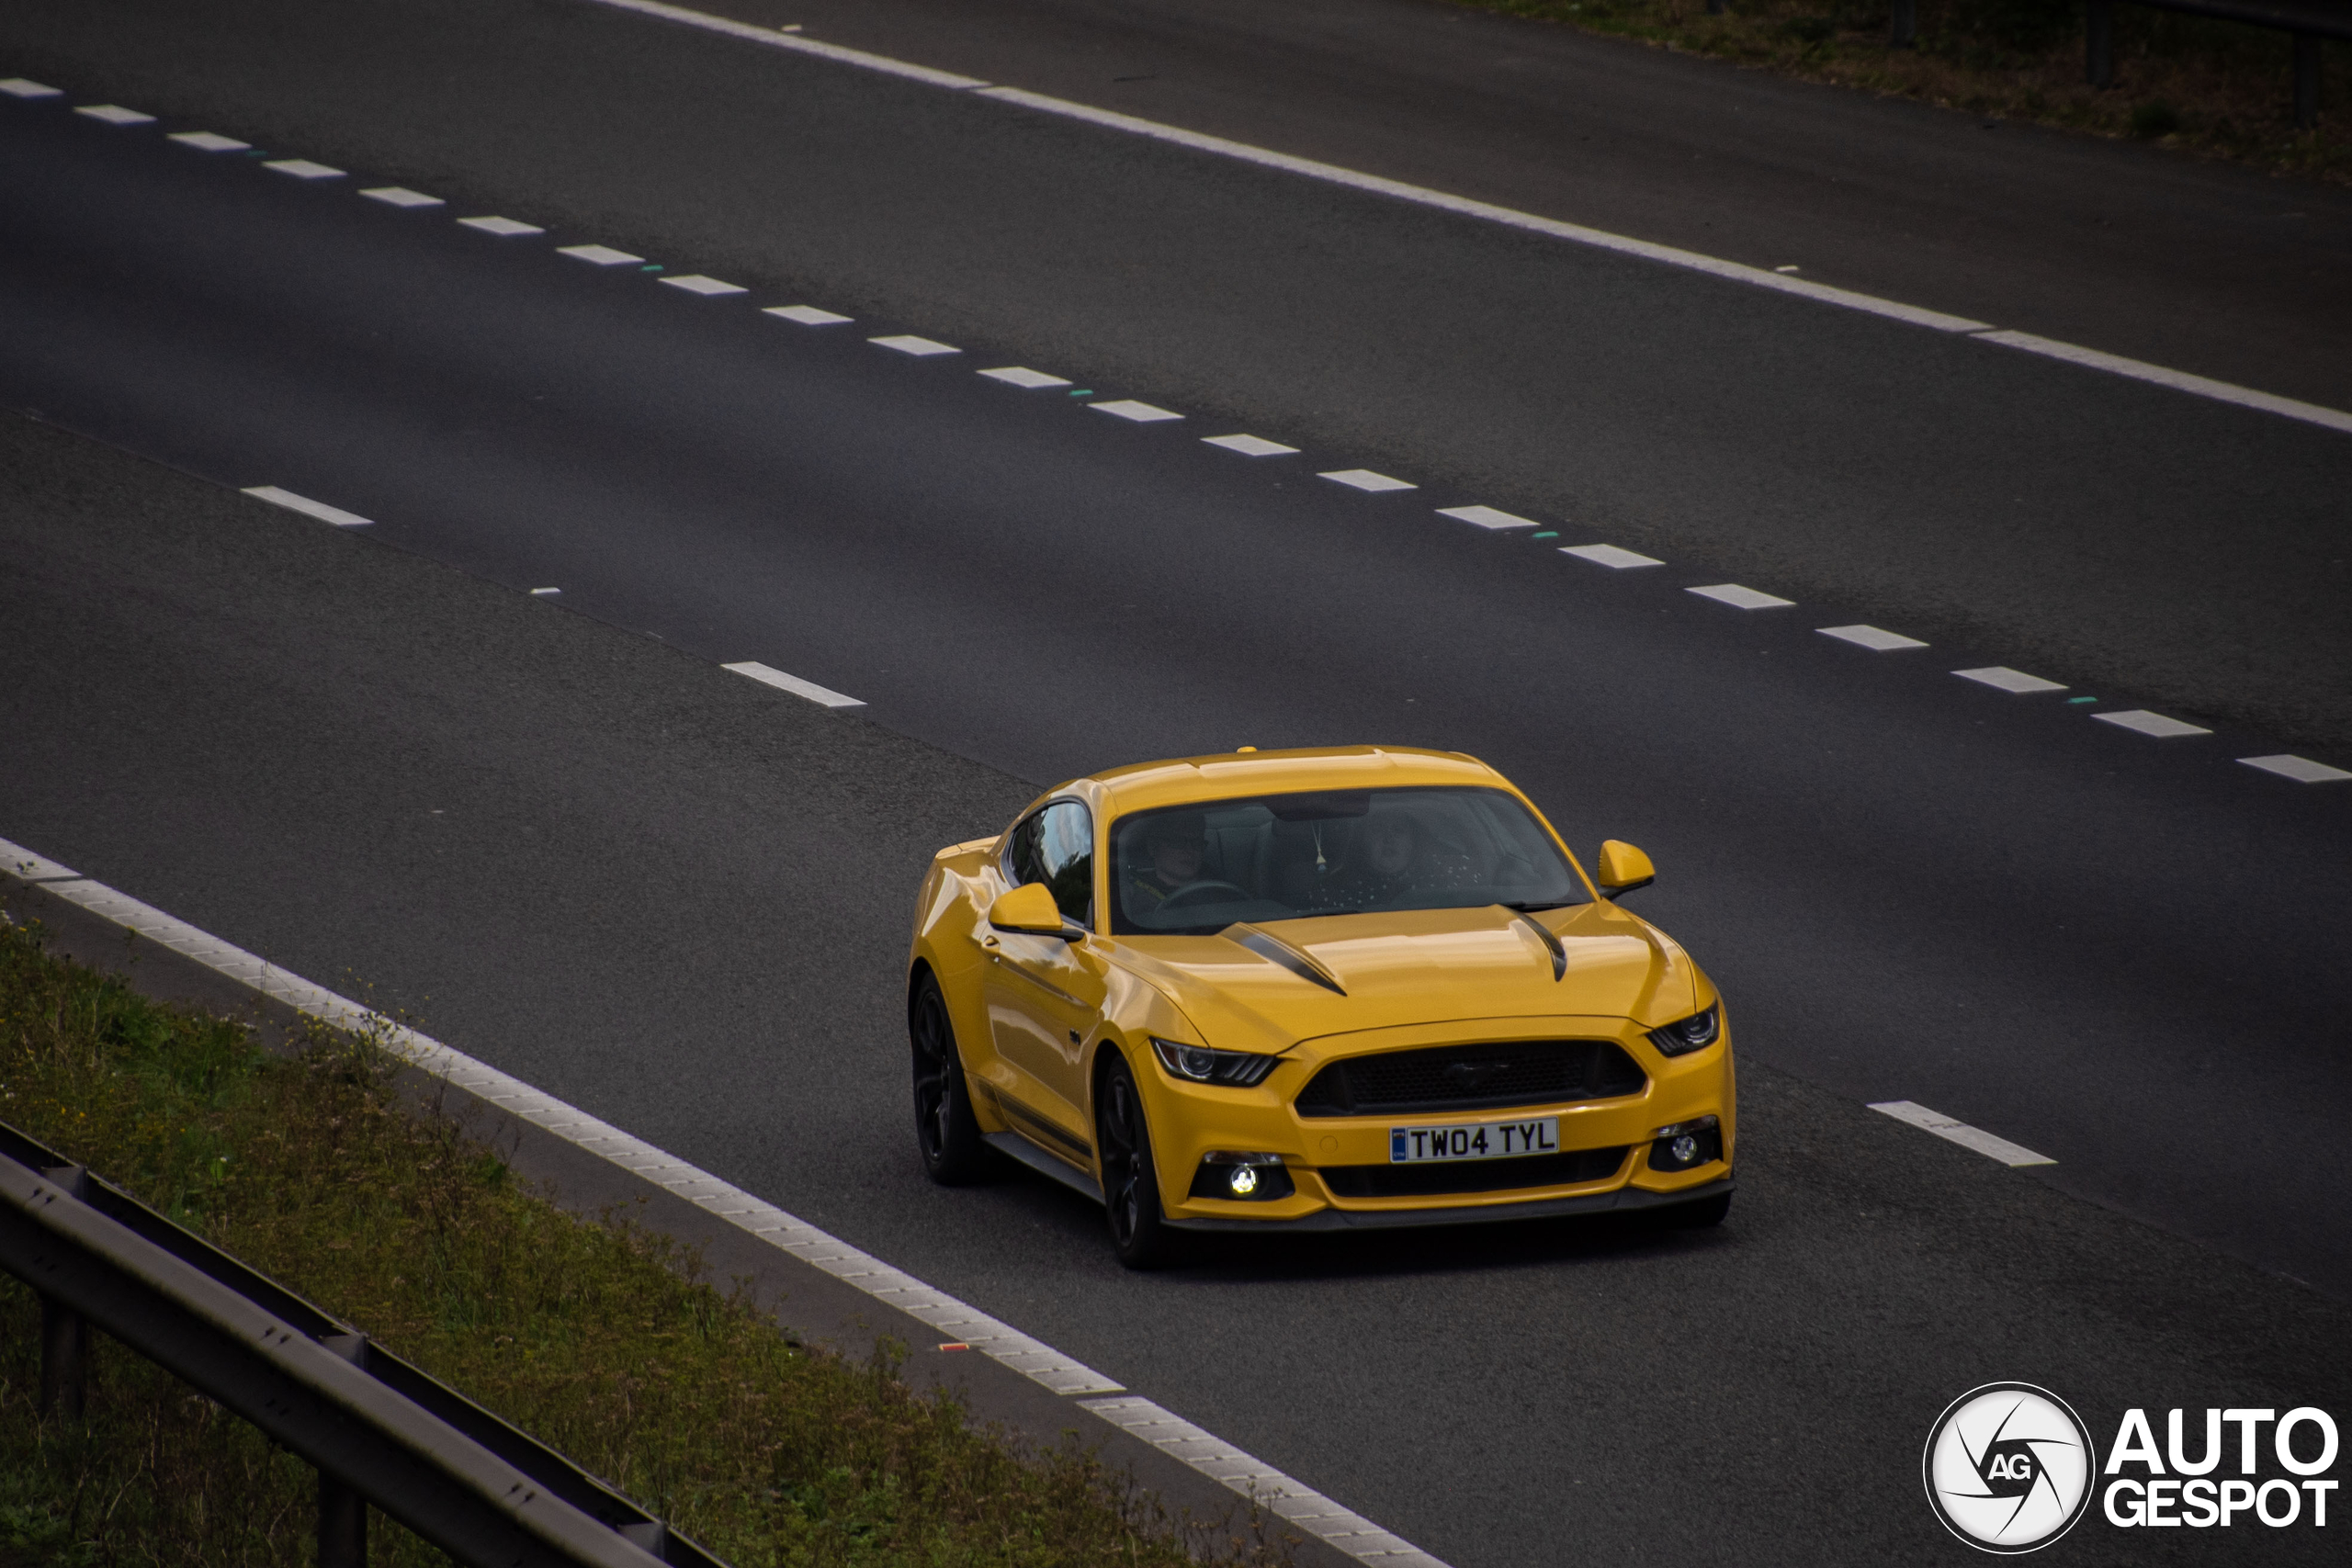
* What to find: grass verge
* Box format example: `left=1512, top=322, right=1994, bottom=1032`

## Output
left=1446, top=0, right=2350, bottom=182
left=0, top=915, right=1285, bottom=1567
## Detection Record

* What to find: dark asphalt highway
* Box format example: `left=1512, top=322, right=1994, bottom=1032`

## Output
left=2, top=1, right=2350, bottom=1562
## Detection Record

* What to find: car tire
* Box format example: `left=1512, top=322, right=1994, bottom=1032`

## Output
left=1097, top=1055, right=1179, bottom=1269
left=1657, top=1191, right=1732, bottom=1229
left=910, top=974, right=990, bottom=1185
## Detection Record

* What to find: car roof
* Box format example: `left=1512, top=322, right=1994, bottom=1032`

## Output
left=1080, top=745, right=1510, bottom=819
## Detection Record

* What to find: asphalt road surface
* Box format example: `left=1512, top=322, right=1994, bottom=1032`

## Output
left=3, top=1, right=2349, bottom=1563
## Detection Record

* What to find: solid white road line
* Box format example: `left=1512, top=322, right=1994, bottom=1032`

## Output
left=661, top=273, right=746, bottom=295
left=1319, top=468, right=1414, bottom=492
left=75, top=104, right=155, bottom=125
left=0, top=834, right=1114, bottom=1398
left=2239, top=754, right=2352, bottom=784
left=361, top=186, right=444, bottom=208
left=459, top=215, right=546, bottom=237
left=1973, top=330, right=2352, bottom=438
left=241, top=485, right=374, bottom=528
left=558, top=243, right=643, bottom=265
left=0, top=78, right=62, bottom=98
left=1687, top=583, right=1793, bottom=610
left=1561, top=543, right=1663, bottom=569
left=768, top=305, right=853, bottom=325
left=1817, top=624, right=1927, bottom=651
left=2094, top=709, right=2211, bottom=739
left=263, top=158, right=345, bottom=179
left=1082, top=1397, right=1453, bottom=1568
left=978, top=366, right=1072, bottom=388
left=1091, top=400, right=1182, bottom=423
left=1204, top=434, right=1298, bottom=456
left=1, top=844, right=81, bottom=882
left=571, top=0, right=2352, bottom=440
left=1870, top=1101, right=2055, bottom=1168
left=1437, top=504, right=1540, bottom=530
left=1953, top=666, right=2066, bottom=694
left=721, top=660, right=865, bottom=709
left=869, top=333, right=959, bottom=355
left=168, top=130, right=251, bottom=152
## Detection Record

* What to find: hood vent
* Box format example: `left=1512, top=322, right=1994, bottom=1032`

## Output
left=1225, top=926, right=1347, bottom=996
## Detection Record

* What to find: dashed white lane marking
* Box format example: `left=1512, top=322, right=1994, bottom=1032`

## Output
left=0, top=78, right=62, bottom=98
left=1817, top=624, right=1927, bottom=651
left=1562, top=543, right=1663, bottom=569
left=2095, top=709, right=2211, bottom=739
left=361, top=186, right=443, bottom=208
left=769, top=304, right=852, bottom=326
left=1204, top=434, right=1298, bottom=456
left=1973, top=331, right=2352, bottom=439
left=1081, top=1398, right=1453, bottom=1568
left=870, top=333, right=959, bottom=355
left=2240, top=754, right=2352, bottom=784
left=1437, top=504, right=1539, bottom=530
left=1870, top=1101, right=2055, bottom=1168
left=577, top=0, right=2351, bottom=440
left=241, top=485, right=373, bottom=528
left=459, top=215, right=546, bottom=237
left=721, top=660, right=866, bottom=709
left=1092, top=400, right=1183, bottom=423
left=1319, top=468, right=1414, bottom=492
left=1954, top=666, right=2066, bottom=694
left=557, top=243, right=643, bottom=265
left=1687, top=583, right=1793, bottom=610
left=978, top=366, right=1071, bottom=388
left=530, top=587, right=561, bottom=596
left=263, top=158, right=345, bottom=180
left=662, top=274, right=748, bottom=296
left=0, top=834, right=1118, bottom=1402
left=74, top=104, right=155, bottom=125
left=168, top=130, right=250, bottom=152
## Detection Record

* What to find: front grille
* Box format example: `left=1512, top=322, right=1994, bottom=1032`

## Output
left=1294, top=1040, right=1646, bottom=1118
left=1320, top=1145, right=1631, bottom=1199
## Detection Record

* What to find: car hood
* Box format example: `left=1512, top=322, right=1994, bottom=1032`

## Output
left=1107, top=902, right=1701, bottom=1055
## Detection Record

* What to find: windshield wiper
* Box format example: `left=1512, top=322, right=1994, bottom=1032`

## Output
left=1498, top=900, right=1573, bottom=912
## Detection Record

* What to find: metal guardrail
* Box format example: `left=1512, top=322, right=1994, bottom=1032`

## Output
left=0, top=1119, right=725, bottom=1568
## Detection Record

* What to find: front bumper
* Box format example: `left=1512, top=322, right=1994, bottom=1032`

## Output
left=1164, top=1174, right=1734, bottom=1232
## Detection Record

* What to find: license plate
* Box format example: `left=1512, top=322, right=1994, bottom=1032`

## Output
left=1389, top=1116, right=1560, bottom=1164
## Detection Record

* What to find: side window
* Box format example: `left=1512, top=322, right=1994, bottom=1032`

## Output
left=1003, top=801, right=1095, bottom=927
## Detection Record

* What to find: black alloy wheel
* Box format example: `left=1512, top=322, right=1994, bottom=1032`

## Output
left=1097, top=1055, right=1177, bottom=1269
left=910, top=975, right=989, bottom=1184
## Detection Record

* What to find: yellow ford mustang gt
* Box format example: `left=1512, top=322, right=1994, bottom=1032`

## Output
left=905, top=746, right=1734, bottom=1267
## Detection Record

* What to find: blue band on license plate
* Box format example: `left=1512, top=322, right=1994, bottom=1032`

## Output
left=1390, top=1116, right=1561, bottom=1163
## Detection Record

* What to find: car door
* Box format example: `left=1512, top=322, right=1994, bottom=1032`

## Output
left=983, top=798, right=1109, bottom=1161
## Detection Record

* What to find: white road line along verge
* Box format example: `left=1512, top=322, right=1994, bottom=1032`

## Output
left=1204, top=434, right=1296, bottom=456
left=870, top=333, right=958, bottom=355
left=460, top=216, right=546, bottom=237
left=361, top=186, right=444, bottom=208
left=0, top=834, right=1456, bottom=1567
left=570, top=0, right=2351, bottom=439
left=662, top=273, right=746, bottom=296
left=721, top=660, right=865, bottom=709
left=168, top=130, right=250, bottom=152
left=263, top=158, right=345, bottom=180
left=1437, top=504, right=1539, bottom=530
left=768, top=305, right=853, bottom=325
left=1869, top=1101, right=2055, bottom=1168
left=978, top=366, right=1072, bottom=389
left=1562, top=543, right=1663, bottom=569
left=1319, top=468, right=1414, bottom=492
left=75, top=103, right=155, bottom=125
left=1082, top=1397, right=1453, bottom=1568
left=1092, top=400, right=1182, bottom=423
left=559, top=243, right=643, bottom=265
left=0, top=78, right=62, bottom=98
left=242, top=485, right=374, bottom=528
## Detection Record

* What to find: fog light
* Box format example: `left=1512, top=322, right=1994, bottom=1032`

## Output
left=1189, top=1152, right=1295, bottom=1201
left=1669, top=1134, right=1698, bottom=1165
left=1647, top=1115, right=1723, bottom=1172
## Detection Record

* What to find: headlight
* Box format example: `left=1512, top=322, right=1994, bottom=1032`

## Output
left=1646, top=1003, right=1721, bottom=1057
left=1149, top=1036, right=1279, bottom=1087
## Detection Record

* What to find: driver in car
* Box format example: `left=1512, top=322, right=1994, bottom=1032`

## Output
left=1127, top=814, right=1209, bottom=913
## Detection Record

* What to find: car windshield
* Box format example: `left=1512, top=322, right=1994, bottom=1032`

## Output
left=1109, top=786, right=1586, bottom=937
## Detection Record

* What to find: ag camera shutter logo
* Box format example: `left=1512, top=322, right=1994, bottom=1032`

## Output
left=1923, top=1383, right=2097, bottom=1552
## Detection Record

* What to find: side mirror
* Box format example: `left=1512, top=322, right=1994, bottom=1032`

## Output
left=1596, top=840, right=1656, bottom=900
left=989, top=883, right=1079, bottom=940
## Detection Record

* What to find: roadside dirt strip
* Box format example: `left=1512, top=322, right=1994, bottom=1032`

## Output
left=0, top=852, right=1436, bottom=1568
